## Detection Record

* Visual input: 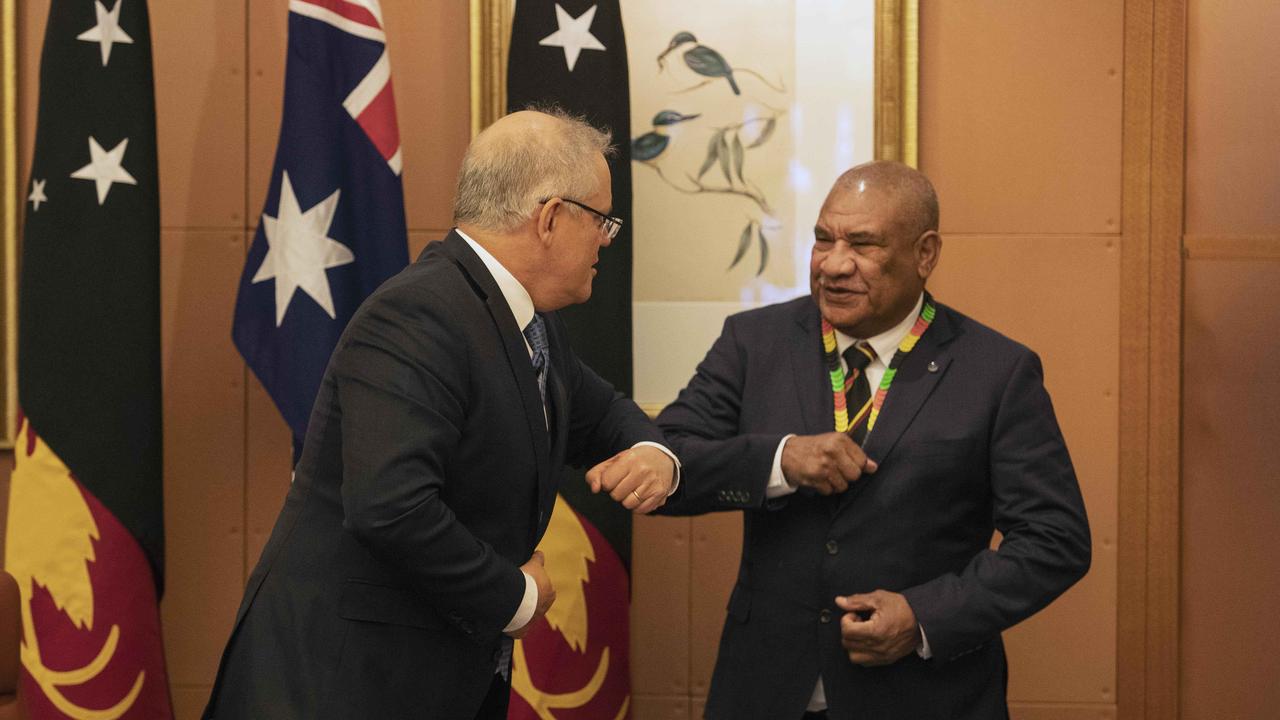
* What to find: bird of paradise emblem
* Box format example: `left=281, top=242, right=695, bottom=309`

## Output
left=4, top=417, right=145, bottom=720
left=510, top=495, right=631, bottom=720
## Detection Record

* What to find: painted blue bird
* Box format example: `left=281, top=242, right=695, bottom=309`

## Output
left=658, top=32, right=740, bottom=95
left=632, top=110, right=701, bottom=162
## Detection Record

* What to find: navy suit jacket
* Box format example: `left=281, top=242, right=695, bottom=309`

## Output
left=657, top=295, right=1090, bottom=720
left=204, top=231, right=663, bottom=719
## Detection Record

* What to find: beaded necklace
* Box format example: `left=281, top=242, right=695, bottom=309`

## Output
left=821, top=299, right=936, bottom=436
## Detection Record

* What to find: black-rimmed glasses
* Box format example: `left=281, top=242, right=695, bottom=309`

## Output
left=547, top=197, right=624, bottom=240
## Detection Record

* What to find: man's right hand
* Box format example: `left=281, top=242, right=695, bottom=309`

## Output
left=780, top=432, right=878, bottom=495
left=509, top=551, right=556, bottom=639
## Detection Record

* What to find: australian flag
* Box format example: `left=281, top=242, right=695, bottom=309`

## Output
left=233, top=0, right=408, bottom=454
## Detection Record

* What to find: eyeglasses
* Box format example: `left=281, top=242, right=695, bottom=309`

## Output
left=546, top=197, right=624, bottom=240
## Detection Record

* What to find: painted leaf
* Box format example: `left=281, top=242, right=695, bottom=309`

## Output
left=729, top=220, right=753, bottom=269
left=698, top=129, right=724, bottom=181
left=756, top=224, right=769, bottom=276
left=717, top=132, right=733, bottom=185
left=747, top=117, right=777, bottom=149
left=731, top=132, right=745, bottom=184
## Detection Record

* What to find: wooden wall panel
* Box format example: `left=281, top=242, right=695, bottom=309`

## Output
left=687, top=513, right=741, bottom=699
left=1181, top=259, right=1280, bottom=720
left=245, top=0, right=288, bottom=221
left=920, top=1, right=1123, bottom=236
left=1185, top=0, right=1280, bottom=236
left=631, top=695, right=690, bottom=720
left=380, top=0, right=472, bottom=231
left=1010, top=704, right=1116, bottom=720
left=16, top=0, right=50, bottom=193
left=158, top=230, right=247, bottom=697
left=631, top=515, right=691, bottom=698
left=151, top=0, right=246, bottom=229
left=930, top=236, right=1119, bottom=704
left=1180, top=3, right=1278, bottom=719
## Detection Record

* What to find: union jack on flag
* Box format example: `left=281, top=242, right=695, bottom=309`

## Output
left=233, top=0, right=409, bottom=452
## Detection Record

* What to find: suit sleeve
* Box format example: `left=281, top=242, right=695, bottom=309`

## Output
left=901, top=350, right=1092, bottom=661
left=654, top=316, right=786, bottom=515
left=332, top=289, right=526, bottom=647
left=553, top=314, right=665, bottom=469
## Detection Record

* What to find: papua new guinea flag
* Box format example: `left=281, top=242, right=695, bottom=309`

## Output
left=507, top=2, right=636, bottom=717
left=6, top=0, right=172, bottom=717
left=232, top=0, right=409, bottom=458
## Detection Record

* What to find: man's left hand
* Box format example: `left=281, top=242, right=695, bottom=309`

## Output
left=586, top=446, right=674, bottom=514
left=836, top=590, right=920, bottom=666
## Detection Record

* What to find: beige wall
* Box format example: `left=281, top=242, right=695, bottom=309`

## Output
left=2, top=1, right=1273, bottom=719
left=1181, top=1, right=1280, bottom=718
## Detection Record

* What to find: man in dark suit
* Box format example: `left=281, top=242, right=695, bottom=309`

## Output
left=657, top=161, right=1090, bottom=719
left=203, top=109, right=677, bottom=720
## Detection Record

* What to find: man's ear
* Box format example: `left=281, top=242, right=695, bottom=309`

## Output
left=916, top=230, right=941, bottom=280
left=536, top=198, right=562, bottom=247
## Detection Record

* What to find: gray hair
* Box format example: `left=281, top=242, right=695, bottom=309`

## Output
left=452, top=106, right=615, bottom=232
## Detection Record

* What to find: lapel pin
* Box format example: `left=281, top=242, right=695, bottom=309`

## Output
left=927, top=361, right=939, bottom=373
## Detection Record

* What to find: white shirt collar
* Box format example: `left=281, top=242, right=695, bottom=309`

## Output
left=833, top=292, right=926, bottom=366
left=456, top=228, right=535, bottom=333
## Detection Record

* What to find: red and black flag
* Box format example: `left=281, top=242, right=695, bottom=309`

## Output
left=5, top=0, right=172, bottom=717
left=506, top=1, right=635, bottom=717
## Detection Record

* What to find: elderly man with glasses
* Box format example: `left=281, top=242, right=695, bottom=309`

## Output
left=203, top=108, right=678, bottom=720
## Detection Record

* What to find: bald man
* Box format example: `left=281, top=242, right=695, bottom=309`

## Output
left=657, top=161, right=1090, bottom=719
left=203, top=109, right=677, bottom=720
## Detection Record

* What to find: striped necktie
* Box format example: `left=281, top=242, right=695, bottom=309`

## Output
left=523, top=313, right=549, bottom=406
left=843, top=342, right=876, bottom=444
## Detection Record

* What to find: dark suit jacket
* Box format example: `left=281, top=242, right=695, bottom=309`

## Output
left=657, top=295, right=1090, bottom=720
left=203, top=231, right=663, bottom=720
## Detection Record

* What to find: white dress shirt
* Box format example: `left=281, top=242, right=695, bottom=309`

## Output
left=761, top=293, right=929, bottom=712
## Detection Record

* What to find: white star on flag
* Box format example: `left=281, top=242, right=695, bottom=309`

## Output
left=70, top=136, right=137, bottom=205
left=28, top=179, right=48, bottom=211
left=77, top=0, right=134, bottom=67
left=539, top=4, right=605, bottom=72
left=252, top=171, right=355, bottom=326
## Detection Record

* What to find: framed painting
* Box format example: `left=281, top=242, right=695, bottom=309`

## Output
left=2, top=0, right=16, bottom=449
left=471, top=0, right=917, bottom=408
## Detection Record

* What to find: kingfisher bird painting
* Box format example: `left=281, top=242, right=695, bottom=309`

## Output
left=635, top=28, right=788, bottom=275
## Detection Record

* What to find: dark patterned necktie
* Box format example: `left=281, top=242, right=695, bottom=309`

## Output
left=843, top=342, right=876, bottom=444
left=523, top=313, right=549, bottom=406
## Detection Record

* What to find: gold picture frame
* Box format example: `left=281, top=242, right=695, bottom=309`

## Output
left=468, top=0, right=918, bottom=165
left=2, top=0, right=17, bottom=449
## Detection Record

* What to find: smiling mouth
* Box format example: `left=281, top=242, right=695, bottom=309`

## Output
left=822, top=285, right=865, bottom=297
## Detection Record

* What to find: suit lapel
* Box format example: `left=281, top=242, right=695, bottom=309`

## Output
left=836, top=300, right=959, bottom=515
left=543, top=360, right=570, bottom=534
left=788, top=300, right=831, bottom=435
left=440, top=233, right=553, bottom=511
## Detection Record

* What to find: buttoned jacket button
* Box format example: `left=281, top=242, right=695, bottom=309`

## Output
left=819, top=608, right=832, bottom=623
left=825, top=540, right=839, bottom=555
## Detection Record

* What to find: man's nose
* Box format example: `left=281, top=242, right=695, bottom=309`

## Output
left=821, top=244, right=856, bottom=275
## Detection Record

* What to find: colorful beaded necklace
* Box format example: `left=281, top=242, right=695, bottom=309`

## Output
left=821, top=298, right=936, bottom=435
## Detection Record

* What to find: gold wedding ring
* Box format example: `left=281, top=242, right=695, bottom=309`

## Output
left=631, top=489, right=642, bottom=502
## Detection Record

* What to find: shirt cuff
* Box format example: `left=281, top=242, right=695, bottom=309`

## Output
left=765, top=434, right=799, bottom=499
left=916, top=624, right=933, bottom=659
left=503, top=571, right=538, bottom=634
left=632, top=441, right=682, bottom=495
